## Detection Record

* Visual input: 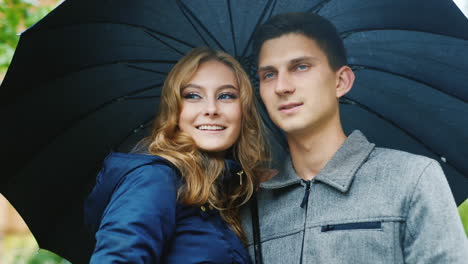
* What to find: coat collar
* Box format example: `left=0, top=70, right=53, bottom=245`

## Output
left=260, top=130, right=375, bottom=193
left=225, top=159, right=243, bottom=175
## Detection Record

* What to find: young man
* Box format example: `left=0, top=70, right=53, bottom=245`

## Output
left=241, top=12, right=468, bottom=263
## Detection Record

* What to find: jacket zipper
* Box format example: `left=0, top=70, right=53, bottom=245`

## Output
left=300, top=180, right=311, bottom=208
left=299, top=179, right=312, bottom=264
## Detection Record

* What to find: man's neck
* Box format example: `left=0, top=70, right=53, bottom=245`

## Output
left=287, top=123, right=347, bottom=181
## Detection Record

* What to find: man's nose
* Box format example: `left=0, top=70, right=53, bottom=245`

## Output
left=275, top=73, right=295, bottom=95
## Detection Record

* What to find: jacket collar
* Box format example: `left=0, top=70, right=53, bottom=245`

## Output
left=260, top=130, right=375, bottom=193
left=224, top=159, right=243, bottom=177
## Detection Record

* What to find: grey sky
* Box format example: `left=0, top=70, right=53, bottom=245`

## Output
left=454, top=0, right=468, bottom=18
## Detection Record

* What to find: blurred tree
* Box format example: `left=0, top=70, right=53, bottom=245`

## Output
left=26, top=249, right=72, bottom=264
left=0, top=0, right=60, bottom=80
left=459, top=199, right=468, bottom=237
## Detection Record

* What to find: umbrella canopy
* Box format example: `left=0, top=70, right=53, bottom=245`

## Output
left=1, top=0, right=467, bottom=262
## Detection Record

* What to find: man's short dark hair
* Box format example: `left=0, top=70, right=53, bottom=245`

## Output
left=252, top=12, right=347, bottom=71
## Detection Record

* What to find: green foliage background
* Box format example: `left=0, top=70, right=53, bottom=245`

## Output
left=459, top=199, right=468, bottom=237
left=0, top=0, right=59, bottom=80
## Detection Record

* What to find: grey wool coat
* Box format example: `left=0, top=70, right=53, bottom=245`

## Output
left=241, top=130, right=468, bottom=264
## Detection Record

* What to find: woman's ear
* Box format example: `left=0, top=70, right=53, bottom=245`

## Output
left=335, top=65, right=355, bottom=98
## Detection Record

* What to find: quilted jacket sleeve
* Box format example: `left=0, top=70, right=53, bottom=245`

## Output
left=89, top=163, right=178, bottom=263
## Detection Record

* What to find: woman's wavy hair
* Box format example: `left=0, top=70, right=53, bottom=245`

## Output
left=140, top=47, right=269, bottom=241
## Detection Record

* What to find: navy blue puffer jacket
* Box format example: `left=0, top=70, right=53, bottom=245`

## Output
left=84, top=152, right=251, bottom=263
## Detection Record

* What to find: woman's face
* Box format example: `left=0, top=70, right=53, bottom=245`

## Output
left=178, top=60, right=242, bottom=153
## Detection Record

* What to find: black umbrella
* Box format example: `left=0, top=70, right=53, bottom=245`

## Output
left=1, top=0, right=467, bottom=262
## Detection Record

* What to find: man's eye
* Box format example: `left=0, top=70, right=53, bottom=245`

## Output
left=263, top=72, right=276, bottom=80
left=182, top=93, right=201, bottom=99
left=296, top=64, right=309, bottom=71
left=218, top=93, right=238, bottom=100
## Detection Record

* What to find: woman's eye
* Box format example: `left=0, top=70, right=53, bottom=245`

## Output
left=182, top=93, right=201, bottom=99
left=218, top=93, right=238, bottom=100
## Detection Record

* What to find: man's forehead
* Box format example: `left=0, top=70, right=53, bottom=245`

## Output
left=257, top=34, right=323, bottom=67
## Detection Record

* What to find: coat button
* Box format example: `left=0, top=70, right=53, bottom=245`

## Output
left=201, top=205, right=206, bottom=212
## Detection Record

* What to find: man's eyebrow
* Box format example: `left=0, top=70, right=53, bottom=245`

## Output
left=257, top=56, right=318, bottom=73
left=257, top=65, right=276, bottom=73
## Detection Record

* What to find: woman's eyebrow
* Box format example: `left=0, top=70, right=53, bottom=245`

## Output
left=183, top=84, right=238, bottom=90
left=217, top=84, right=238, bottom=90
left=182, top=83, right=202, bottom=89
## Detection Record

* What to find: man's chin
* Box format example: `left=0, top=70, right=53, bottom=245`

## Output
left=280, top=123, right=316, bottom=137
left=278, top=124, right=304, bottom=135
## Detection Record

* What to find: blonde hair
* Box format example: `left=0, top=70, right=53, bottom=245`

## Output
left=142, top=47, right=268, bottom=241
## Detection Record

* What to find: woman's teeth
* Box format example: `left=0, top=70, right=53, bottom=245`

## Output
left=197, top=125, right=225, bottom=131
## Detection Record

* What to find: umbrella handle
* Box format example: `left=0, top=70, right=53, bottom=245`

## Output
left=250, top=192, right=263, bottom=264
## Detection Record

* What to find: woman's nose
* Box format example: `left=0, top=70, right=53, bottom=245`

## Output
left=203, top=99, right=219, bottom=116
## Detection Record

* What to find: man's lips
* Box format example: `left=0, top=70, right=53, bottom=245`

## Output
left=279, top=102, right=303, bottom=111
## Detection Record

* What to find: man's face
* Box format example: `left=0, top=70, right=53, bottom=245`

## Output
left=258, top=33, right=340, bottom=136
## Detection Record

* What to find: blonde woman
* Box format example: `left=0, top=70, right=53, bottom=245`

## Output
left=84, top=47, right=268, bottom=263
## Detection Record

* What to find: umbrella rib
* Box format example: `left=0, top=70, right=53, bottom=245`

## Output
left=339, top=96, right=465, bottom=176
left=341, top=28, right=468, bottom=42
left=144, top=31, right=187, bottom=56
left=180, top=8, right=210, bottom=47
left=115, top=59, right=178, bottom=64
left=266, top=0, right=278, bottom=20
left=120, top=23, right=197, bottom=50
left=114, top=117, right=155, bottom=152
left=82, top=83, right=163, bottom=125
left=4, top=59, right=172, bottom=105
left=119, top=23, right=197, bottom=49
left=307, top=0, right=333, bottom=13
left=61, top=59, right=176, bottom=83
left=51, top=84, right=162, bottom=141
left=241, top=0, right=276, bottom=57
left=175, top=0, right=227, bottom=51
left=174, top=0, right=211, bottom=48
left=81, top=83, right=163, bottom=116
left=32, top=21, right=198, bottom=50
left=15, top=83, right=164, bottom=185
left=350, top=64, right=468, bottom=104
left=121, top=95, right=161, bottom=100
left=227, top=0, right=237, bottom=57
left=112, top=21, right=198, bottom=49
left=125, top=64, right=169, bottom=75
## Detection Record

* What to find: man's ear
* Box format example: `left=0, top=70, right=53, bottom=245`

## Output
left=335, top=65, right=355, bottom=98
